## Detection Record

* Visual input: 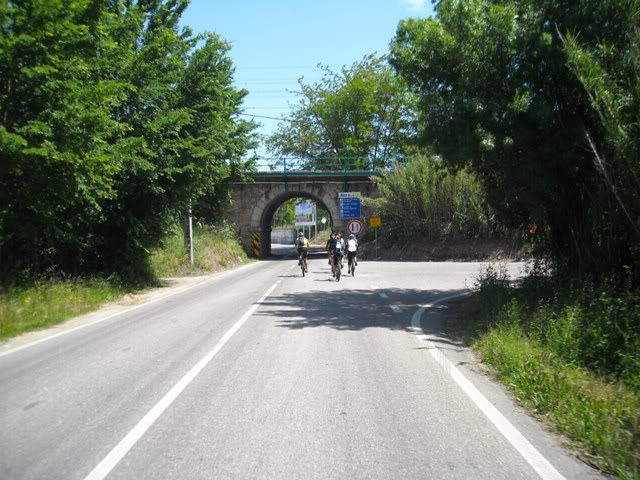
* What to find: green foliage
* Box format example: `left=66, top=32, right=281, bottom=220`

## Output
left=471, top=265, right=640, bottom=389
left=390, top=0, right=638, bottom=277
left=371, top=156, right=497, bottom=241
left=266, top=55, right=416, bottom=168
left=468, top=266, right=640, bottom=476
left=0, top=0, right=256, bottom=280
left=272, top=199, right=297, bottom=228
left=0, top=279, right=124, bottom=340
left=475, top=322, right=639, bottom=478
left=149, top=223, right=248, bottom=278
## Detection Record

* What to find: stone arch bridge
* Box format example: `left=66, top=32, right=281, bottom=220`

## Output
left=224, top=172, right=379, bottom=258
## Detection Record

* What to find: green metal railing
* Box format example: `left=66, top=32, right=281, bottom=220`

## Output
left=245, top=157, right=398, bottom=177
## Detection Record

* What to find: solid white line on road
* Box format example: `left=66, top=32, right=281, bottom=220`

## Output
left=379, top=293, right=389, bottom=299
left=390, top=304, right=402, bottom=313
left=0, top=262, right=262, bottom=359
left=411, top=293, right=566, bottom=480
left=83, top=272, right=288, bottom=480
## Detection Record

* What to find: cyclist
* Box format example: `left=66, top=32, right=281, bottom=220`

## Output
left=347, top=234, right=358, bottom=274
left=329, top=233, right=344, bottom=278
left=325, top=232, right=335, bottom=265
left=295, top=231, right=309, bottom=272
left=337, top=233, right=346, bottom=269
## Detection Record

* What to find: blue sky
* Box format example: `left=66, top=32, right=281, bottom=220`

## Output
left=180, top=0, right=434, bottom=156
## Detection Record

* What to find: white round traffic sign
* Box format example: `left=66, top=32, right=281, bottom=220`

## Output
left=346, top=219, right=363, bottom=235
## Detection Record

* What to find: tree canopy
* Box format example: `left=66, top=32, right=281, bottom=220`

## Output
left=390, top=0, right=639, bottom=277
left=266, top=55, right=416, bottom=169
left=0, top=0, right=256, bottom=280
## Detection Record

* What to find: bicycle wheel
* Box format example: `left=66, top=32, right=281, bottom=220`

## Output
left=301, top=258, right=306, bottom=277
left=336, top=259, right=341, bottom=281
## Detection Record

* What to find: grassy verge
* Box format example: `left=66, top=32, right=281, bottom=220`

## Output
left=149, top=222, right=249, bottom=277
left=0, top=223, right=249, bottom=341
left=462, top=266, right=640, bottom=478
left=0, top=279, right=124, bottom=340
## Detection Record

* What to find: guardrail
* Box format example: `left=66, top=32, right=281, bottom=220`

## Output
left=244, top=157, right=396, bottom=177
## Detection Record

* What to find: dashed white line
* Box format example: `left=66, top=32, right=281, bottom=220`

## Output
left=83, top=273, right=286, bottom=480
left=411, top=293, right=566, bottom=480
left=390, top=304, right=402, bottom=313
left=379, top=293, right=390, bottom=300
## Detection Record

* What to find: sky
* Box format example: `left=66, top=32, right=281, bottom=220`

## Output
left=180, top=0, right=435, bottom=157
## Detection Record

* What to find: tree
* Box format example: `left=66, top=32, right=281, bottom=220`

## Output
left=390, top=0, right=636, bottom=276
left=266, top=55, right=416, bottom=169
left=0, top=0, right=256, bottom=280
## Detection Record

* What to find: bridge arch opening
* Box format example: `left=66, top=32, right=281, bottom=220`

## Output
left=259, top=191, right=335, bottom=257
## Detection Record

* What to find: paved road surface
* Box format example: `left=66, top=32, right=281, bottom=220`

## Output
left=0, top=257, right=604, bottom=480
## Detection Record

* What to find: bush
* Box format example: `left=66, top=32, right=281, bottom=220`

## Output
left=467, top=266, right=640, bottom=477
left=149, top=222, right=248, bottom=278
left=372, top=156, right=501, bottom=242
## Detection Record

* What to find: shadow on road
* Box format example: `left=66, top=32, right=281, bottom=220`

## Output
left=256, top=287, right=469, bottom=335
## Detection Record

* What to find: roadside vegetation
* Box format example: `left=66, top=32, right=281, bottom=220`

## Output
left=370, top=156, right=501, bottom=242
left=0, top=223, right=248, bottom=340
left=0, top=279, right=124, bottom=341
left=463, top=266, right=639, bottom=478
left=149, top=223, right=248, bottom=277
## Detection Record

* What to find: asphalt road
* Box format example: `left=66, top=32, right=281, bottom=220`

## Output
left=0, top=256, right=605, bottom=480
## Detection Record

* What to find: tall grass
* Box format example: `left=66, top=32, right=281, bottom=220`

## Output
left=372, top=156, right=497, bottom=241
left=466, top=265, right=640, bottom=477
left=0, top=279, right=124, bottom=340
left=149, top=222, right=248, bottom=277
left=0, top=222, right=249, bottom=341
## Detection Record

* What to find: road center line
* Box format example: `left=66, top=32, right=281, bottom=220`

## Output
left=379, top=293, right=389, bottom=299
left=390, top=304, right=402, bottom=313
left=83, top=274, right=286, bottom=480
left=411, top=292, right=566, bottom=480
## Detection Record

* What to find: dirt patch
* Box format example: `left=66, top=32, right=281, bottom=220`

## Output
left=359, top=237, right=528, bottom=262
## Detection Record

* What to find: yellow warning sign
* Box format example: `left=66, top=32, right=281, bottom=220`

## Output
left=370, top=216, right=381, bottom=228
left=250, top=231, right=260, bottom=257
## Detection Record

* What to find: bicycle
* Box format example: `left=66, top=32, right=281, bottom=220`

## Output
left=298, top=250, right=308, bottom=277
left=332, top=253, right=343, bottom=281
left=348, top=252, right=356, bottom=276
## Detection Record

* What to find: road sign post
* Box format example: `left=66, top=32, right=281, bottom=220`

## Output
left=369, top=216, right=382, bottom=260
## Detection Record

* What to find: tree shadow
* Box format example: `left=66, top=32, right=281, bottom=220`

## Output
left=256, top=287, right=469, bottom=334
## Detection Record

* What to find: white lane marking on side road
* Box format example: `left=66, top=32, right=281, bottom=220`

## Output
left=411, top=292, right=566, bottom=480
left=0, top=262, right=261, bottom=359
left=379, top=293, right=389, bottom=299
left=390, top=304, right=402, bottom=313
left=83, top=272, right=287, bottom=480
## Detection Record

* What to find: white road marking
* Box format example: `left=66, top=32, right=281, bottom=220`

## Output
left=411, top=292, right=566, bottom=480
left=83, top=273, right=287, bottom=480
left=379, top=293, right=389, bottom=299
left=390, top=304, right=402, bottom=313
left=0, top=262, right=261, bottom=358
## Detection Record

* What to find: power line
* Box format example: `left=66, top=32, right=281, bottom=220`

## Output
left=239, top=113, right=290, bottom=122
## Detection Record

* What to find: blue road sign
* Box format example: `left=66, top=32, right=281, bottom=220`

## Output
left=339, top=196, right=361, bottom=219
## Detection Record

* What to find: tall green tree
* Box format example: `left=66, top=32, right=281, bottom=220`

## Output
left=390, top=0, right=636, bottom=276
left=0, top=0, right=256, bottom=280
left=266, top=55, right=416, bottom=169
